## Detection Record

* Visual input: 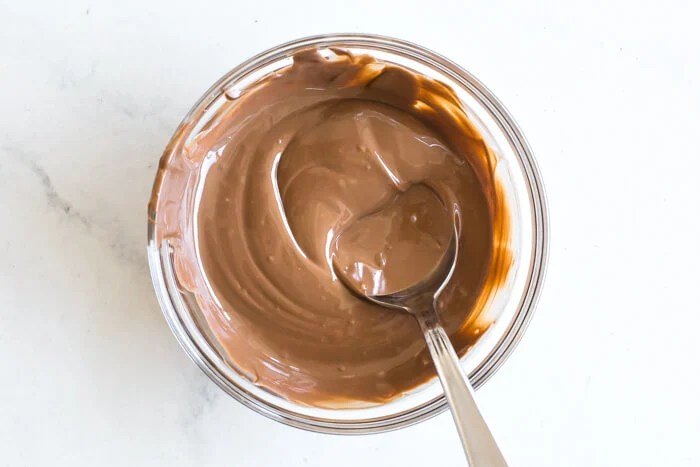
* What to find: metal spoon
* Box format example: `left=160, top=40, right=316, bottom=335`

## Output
left=336, top=234, right=508, bottom=466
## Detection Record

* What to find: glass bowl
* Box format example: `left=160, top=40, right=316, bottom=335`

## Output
left=147, top=33, right=548, bottom=434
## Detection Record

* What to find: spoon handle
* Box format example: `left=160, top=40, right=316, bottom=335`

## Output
left=416, top=309, right=509, bottom=466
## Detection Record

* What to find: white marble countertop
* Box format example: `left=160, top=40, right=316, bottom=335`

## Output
left=2, top=1, right=699, bottom=465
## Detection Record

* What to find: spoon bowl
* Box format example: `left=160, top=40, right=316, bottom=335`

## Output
left=360, top=231, right=459, bottom=313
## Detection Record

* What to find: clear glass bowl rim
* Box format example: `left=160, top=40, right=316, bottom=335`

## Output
left=147, top=33, right=549, bottom=435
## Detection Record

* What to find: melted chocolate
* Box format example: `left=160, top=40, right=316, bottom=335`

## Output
left=150, top=48, right=511, bottom=407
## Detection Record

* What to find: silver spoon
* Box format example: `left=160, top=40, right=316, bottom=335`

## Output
left=336, top=234, right=508, bottom=466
